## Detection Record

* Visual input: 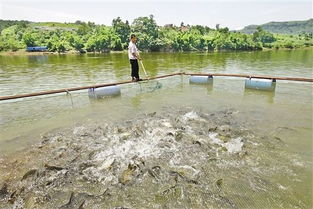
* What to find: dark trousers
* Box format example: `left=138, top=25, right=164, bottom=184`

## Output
left=130, top=59, right=139, bottom=79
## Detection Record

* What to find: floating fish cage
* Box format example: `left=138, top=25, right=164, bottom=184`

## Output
left=0, top=73, right=311, bottom=102
left=87, top=76, right=276, bottom=100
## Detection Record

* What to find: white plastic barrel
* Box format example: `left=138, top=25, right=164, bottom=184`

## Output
left=88, top=86, right=121, bottom=99
left=189, top=76, right=213, bottom=84
left=245, top=78, right=276, bottom=91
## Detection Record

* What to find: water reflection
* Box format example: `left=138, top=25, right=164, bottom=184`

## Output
left=131, top=94, right=143, bottom=109
left=189, top=80, right=214, bottom=93
left=27, top=55, right=48, bottom=64
left=1, top=49, right=312, bottom=98
left=244, top=88, right=276, bottom=104
left=0, top=49, right=312, bottom=140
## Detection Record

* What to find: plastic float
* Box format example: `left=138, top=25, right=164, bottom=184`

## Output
left=245, top=78, right=276, bottom=91
left=189, top=75, right=213, bottom=84
left=88, top=86, right=121, bottom=99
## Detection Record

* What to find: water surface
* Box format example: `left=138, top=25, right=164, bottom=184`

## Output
left=0, top=49, right=312, bottom=208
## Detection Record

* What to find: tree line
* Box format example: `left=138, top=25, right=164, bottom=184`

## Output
left=0, top=15, right=312, bottom=53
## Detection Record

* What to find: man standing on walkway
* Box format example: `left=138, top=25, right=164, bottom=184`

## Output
left=128, top=34, right=142, bottom=82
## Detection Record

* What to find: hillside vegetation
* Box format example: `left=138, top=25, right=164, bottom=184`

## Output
left=0, top=16, right=312, bottom=53
left=240, top=19, right=313, bottom=34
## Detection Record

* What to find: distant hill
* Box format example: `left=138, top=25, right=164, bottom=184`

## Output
left=0, top=20, right=30, bottom=32
left=0, top=19, right=81, bottom=32
left=239, top=19, right=313, bottom=34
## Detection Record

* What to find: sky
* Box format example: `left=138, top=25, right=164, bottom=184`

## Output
left=0, top=0, right=312, bottom=30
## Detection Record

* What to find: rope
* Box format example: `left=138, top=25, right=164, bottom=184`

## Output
left=66, top=90, right=74, bottom=108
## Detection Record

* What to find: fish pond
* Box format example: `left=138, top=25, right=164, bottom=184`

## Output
left=0, top=49, right=312, bottom=209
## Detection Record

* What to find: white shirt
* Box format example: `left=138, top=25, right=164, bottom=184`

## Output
left=128, top=41, right=138, bottom=60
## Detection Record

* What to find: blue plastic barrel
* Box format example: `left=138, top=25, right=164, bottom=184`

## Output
left=245, top=78, right=276, bottom=91
left=189, top=76, right=213, bottom=84
left=26, top=46, right=47, bottom=52
left=88, top=86, right=121, bottom=99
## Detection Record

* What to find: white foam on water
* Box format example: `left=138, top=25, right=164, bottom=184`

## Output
left=182, top=111, right=200, bottom=121
left=98, top=157, right=115, bottom=170
left=209, top=132, right=244, bottom=153
left=277, top=183, right=288, bottom=190
left=93, top=125, right=179, bottom=171
left=176, top=165, right=200, bottom=177
left=73, top=126, right=86, bottom=135
left=291, top=158, right=305, bottom=167
left=75, top=112, right=246, bottom=185
left=224, top=137, right=244, bottom=153
left=209, top=132, right=223, bottom=144
left=87, top=135, right=164, bottom=183
left=161, top=121, right=172, bottom=128
left=95, top=138, right=159, bottom=164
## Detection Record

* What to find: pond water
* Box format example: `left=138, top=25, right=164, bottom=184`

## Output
left=0, top=49, right=312, bottom=208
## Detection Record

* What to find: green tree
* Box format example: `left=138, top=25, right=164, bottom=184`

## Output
left=110, top=33, right=123, bottom=51
left=132, top=15, right=159, bottom=50
left=218, top=27, right=229, bottom=34
left=77, top=22, right=90, bottom=35
left=112, top=17, right=131, bottom=47
left=23, top=32, right=36, bottom=47
left=56, top=40, right=67, bottom=53
left=68, top=34, right=85, bottom=52
left=253, top=27, right=276, bottom=44
left=85, top=27, right=112, bottom=52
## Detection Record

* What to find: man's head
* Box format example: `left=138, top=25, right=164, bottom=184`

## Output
left=130, top=34, right=137, bottom=43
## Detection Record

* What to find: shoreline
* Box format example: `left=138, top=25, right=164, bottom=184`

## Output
left=0, top=47, right=312, bottom=56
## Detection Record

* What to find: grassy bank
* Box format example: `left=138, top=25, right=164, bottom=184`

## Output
left=1, top=47, right=312, bottom=57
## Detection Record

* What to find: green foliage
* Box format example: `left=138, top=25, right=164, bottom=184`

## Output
left=77, top=22, right=91, bottom=36
left=132, top=15, right=158, bottom=39
left=67, top=33, right=85, bottom=52
left=112, top=17, right=131, bottom=47
left=253, top=27, right=276, bottom=44
left=110, top=34, right=123, bottom=51
left=131, top=15, right=160, bottom=50
left=85, top=27, right=122, bottom=52
left=270, top=33, right=313, bottom=49
left=0, top=25, right=25, bottom=51
left=0, top=20, right=29, bottom=32
left=0, top=16, right=312, bottom=53
left=23, top=32, right=37, bottom=47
